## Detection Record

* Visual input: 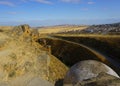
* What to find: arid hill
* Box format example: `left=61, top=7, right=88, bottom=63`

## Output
left=37, top=25, right=88, bottom=34
left=57, top=22, right=120, bottom=34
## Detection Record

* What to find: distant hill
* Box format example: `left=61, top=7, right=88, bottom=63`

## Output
left=58, top=22, right=120, bottom=34
left=38, top=25, right=88, bottom=34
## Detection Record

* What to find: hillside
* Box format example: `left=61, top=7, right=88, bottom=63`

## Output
left=37, top=25, right=88, bottom=34
left=57, top=23, right=120, bottom=34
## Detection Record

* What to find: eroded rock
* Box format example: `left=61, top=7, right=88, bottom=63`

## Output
left=75, top=72, right=120, bottom=86
left=64, top=60, right=119, bottom=86
left=11, top=24, right=31, bottom=36
left=0, top=25, right=68, bottom=85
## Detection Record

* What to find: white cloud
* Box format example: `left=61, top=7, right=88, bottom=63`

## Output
left=0, top=1, right=15, bottom=7
left=87, top=1, right=95, bottom=4
left=22, top=0, right=81, bottom=4
left=61, top=0, right=81, bottom=3
left=31, top=0, right=53, bottom=4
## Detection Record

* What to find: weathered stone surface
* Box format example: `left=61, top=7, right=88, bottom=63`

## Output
left=10, top=73, right=54, bottom=86
left=11, top=24, right=31, bottom=36
left=27, top=77, right=54, bottom=86
left=74, top=73, right=120, bottom=86
left=31, top=29, right=39, bottom=41
left=10, top=25, right=40, bottom=43
left=0, top=25, right=68, bottom=86
left=0, top=82, right=10, bottom=86
left=64, top=60, right=119, bottom=86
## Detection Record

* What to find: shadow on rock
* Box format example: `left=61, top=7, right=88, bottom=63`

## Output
left=55, top=79, right=64, bottom=86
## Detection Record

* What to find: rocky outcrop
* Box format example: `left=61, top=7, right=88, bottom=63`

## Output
left=0, top=24, right=68, bottom=85
left=64, top=60, right=119, bottom=86
left=11, top=25, right=40, bottom=42
left=31, top=29, right=39, bottom=42
left=11, top=24, right=31, bottom=36
left=27, top=77, right=54, bottom=86
left=74, top=73, right=120, bottom=86
left=0, top=76, right=54, bottom=86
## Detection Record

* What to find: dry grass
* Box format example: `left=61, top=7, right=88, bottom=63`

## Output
left=38, top=26, right=88, bottom=34
left=52, top=34, right=120, bottom=38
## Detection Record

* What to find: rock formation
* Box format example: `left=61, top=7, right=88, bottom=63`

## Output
left=0, top=25, right=68, bottom=86
left=74, top=72, right=120, bottom=86
left=64, top=60, right=119, bottom=86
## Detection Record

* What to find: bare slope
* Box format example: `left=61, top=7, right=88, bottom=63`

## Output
left=38, top=26, right=88, bottom=34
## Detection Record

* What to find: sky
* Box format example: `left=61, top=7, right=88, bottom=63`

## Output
left=0, top=0, right=120, bottom=26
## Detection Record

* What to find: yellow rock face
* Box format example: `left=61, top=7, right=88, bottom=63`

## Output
left=0, top=25, right=68, bottom=85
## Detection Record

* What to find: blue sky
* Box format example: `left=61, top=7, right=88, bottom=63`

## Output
left=0, top=0, right=120, bottom=26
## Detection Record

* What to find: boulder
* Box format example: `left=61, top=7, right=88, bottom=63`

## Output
left=11, top=24, right=31, bottom=37
left=63, top=60, right=119, bottom=86
left=27, top=77, right=54, bottom=86
left=74, top=72, right=120, bottom=86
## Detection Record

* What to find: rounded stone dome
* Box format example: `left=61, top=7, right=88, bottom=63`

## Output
left=63, top=60, right=119, bottom=85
